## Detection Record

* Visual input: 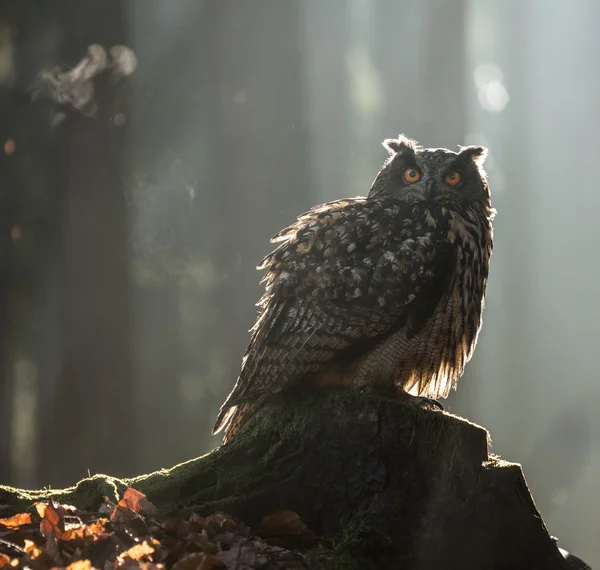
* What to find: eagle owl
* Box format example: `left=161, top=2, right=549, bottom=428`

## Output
left=213, top=135, right=494, bottom=442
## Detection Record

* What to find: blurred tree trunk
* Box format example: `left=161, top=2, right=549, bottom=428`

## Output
left=0, top=1, right=60, bottom=486
left=0, top=0, right=23, bottom=487
left=126, top=1, right=209, bottom=475
left=207, top=0, right=311, bottom=420
left=38, top=0, right=135, bottom=486
left=377, top=0, right=467, bottom=151
left=300, top=0, right=350, bottom=202
left=0, top=95, right=17, bottom=483
left=413, top=0, right=467, bottom=146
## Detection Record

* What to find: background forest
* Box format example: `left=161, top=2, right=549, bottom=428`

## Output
left=0, top=0, right=598, bottom=566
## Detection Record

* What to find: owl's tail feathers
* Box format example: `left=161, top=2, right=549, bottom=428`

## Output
left=212, top=402, right=252, bottom=444
left=212, top=404, right=237, bottom=436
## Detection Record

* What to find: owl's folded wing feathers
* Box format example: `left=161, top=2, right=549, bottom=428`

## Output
left=212, top=198, right=454, bottom=434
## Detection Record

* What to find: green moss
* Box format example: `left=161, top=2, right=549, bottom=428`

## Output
left=305, top=517, right=394, bottom=570
left=0, top=474, right=126, bottom=515
left=0, top=389, right=488, bottom=519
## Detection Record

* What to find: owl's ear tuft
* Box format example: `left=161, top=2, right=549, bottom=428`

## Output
left=459, top=145, right=488, bottom=166
left=382, top=134, right=419, bottom=156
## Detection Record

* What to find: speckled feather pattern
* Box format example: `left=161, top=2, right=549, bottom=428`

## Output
left=214, top=136, right=494, bottom=441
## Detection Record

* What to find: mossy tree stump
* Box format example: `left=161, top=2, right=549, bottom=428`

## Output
left=0, top=391, right=572, bottom=569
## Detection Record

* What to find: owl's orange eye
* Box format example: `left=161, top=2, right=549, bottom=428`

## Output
left=403, top=168, right=421, bottom=183
left=444, top=171, right=461, bottom=186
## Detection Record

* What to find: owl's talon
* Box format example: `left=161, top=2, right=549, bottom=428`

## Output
left=415, top=396, right=444, bottom=411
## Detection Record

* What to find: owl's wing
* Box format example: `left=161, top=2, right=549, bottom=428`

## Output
left=212, top=198, right=455, bottom=434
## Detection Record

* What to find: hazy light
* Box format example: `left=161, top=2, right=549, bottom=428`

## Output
left=11, top=359, right=38, bottom=487
left=346, top=47, right=383, bottom=115
left=464, top=132, right=491, bottom=151
left=474, top=63, right=504, bottom=87
left=474, top=63, right=509, bottom=113
left=179, top=373, right=205, bottom=403
left=234, top=91, right=247, bottom=105
left=551, top=488, right=569, bottom=506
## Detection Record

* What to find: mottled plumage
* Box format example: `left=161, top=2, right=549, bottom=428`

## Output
left=213, top=135, right=494, bottom=442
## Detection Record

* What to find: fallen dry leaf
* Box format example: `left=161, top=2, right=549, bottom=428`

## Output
left=66, top=559, right=95, bottom=570
left=116, top=540, right=155, bottom=564
left=109, top=505, right=134, bottom=525
left=256, top=511, right=314, bottom=540
left=0, top=513, right=31, bottom=529
left=172, top=552, right=225, bottom=570
left=36, top=502, right=64, bottom=540
left=188, top=514, right=206, bottom=526
left=62, top=519, right=108, bottom=542
left=44, top=529, right=63, bottom=567
left=204, top=514, right=245, bottom=540
left=217, top=544, right=269, bottom=569
left=23, top=539, right=41, bottom=556
left=0, top=497, right=322, bottom=569
left=116, top=488, right=158, bottom=517
left=33, top=502, right=65, bottom=566
left=162, top=517, right=193, bottom=538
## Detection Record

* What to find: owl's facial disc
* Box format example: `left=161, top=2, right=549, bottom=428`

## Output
left=369, top=136, right=489, bottom=203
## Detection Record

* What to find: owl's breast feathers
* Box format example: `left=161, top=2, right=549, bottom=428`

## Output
left=213, top=197, right=493, bottom=435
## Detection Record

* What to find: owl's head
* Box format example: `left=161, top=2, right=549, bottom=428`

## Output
left=368, top=135, right=490, bottom=206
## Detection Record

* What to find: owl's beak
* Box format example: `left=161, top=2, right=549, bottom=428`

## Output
left=424, top=179, right=437, bottom=200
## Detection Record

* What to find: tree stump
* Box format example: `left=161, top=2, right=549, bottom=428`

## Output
left=0, top=390, right=574, bottom=569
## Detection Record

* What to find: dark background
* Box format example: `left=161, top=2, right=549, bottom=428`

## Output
left=0, top=0, right=598, bottom=566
